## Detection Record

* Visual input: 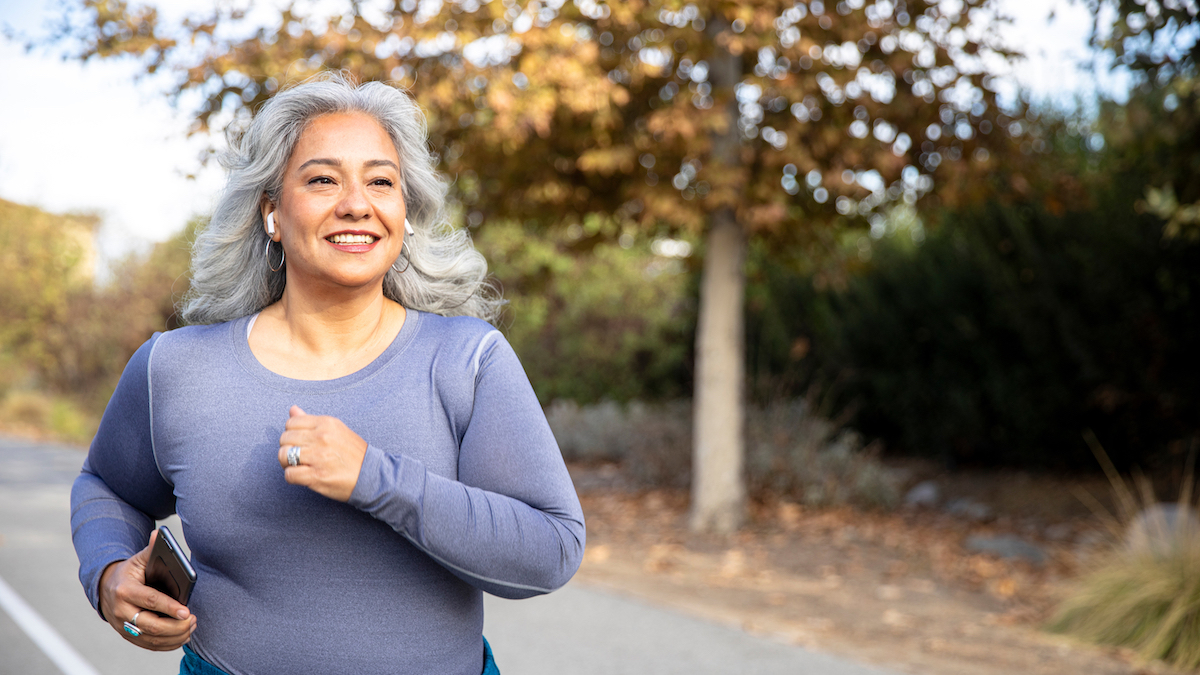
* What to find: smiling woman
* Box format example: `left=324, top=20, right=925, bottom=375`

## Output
left=251, top=111, right=414, bottom=380
left=183, top=74, right=502, bottom=325
left=68, top=73, right=584, bottom=675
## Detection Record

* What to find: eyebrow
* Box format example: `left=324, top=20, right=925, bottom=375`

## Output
left=297, top=158, right=400, bottom=171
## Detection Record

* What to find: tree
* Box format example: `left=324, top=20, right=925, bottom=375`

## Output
left=48, top=0, right=1023, bottom=532
left=1078, top=0, right=1200, bottom=237
left=1080, top=0, right=1198, bottom=80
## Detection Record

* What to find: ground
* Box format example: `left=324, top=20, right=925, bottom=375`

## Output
left=568, top=462, right=1190, bottom=675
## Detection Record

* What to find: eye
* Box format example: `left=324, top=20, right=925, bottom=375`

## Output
left=371, top=178, right=395, bottom=187
left=308, top=176, right=335, bottom=185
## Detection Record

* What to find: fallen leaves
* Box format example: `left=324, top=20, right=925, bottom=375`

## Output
left=568, top=462, right=1160, bottom=675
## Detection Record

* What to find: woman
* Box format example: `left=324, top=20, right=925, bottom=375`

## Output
left=70, top=73, right=585, bottom=675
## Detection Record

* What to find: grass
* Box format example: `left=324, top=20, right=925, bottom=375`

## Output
left=1047, top=432, right=1200, bottom=669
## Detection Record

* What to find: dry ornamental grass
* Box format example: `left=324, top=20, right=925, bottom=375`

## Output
left=1048, top=436, right=1200, bottom=670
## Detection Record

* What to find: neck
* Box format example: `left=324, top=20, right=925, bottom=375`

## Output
left=268, top=277, right=402, bottom=357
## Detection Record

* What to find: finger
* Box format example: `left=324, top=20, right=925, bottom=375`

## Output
left=134, top=620, right=197, bottom=652
left=116, top=605, right=191, bottom=650
left=278, top=430, right=312, bottom=450
left=283, top=465, right=316, bottom=486
left=134, top=611, right=195, bottom=639
left=290, top=404, right=306, bottom=417
left=284, top=414, right=318, bottom=431
left=278, top=438, right=314, bottom=469
left=131, top=530, right=157, bottom=562
left=134, top=584, right=191, bottom=621
left=278, top=444, right=307, bottom=469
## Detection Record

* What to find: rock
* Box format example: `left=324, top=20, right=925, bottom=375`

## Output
left=964, top=534, right=1047, bottom=565
left=1125, top=503, right=1200, bottom=556
left=946, top=498, right=995, bottom=523
left=904, top=480, right=940, bottom=508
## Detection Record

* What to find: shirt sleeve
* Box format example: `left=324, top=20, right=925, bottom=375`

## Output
left=70, top=334, right=177, bottom=615
left=348, top=332, right=586, bottom=599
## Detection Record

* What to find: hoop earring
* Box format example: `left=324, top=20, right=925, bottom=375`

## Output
left=391, top=241, right=410, bottom=274
left=266, top=239, right=285, bottom=272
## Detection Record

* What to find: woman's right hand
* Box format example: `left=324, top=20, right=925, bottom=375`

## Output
left=98, top=530, right=196, bottom=651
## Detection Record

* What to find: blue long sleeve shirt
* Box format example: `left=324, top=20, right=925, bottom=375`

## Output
left=70, top=310, right=585, bottom=675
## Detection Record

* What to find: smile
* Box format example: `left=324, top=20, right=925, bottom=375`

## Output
left=327, top=233, right=378, bottom=244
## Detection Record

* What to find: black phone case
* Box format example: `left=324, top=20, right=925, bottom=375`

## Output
left=145, top=525, right=197, bottom=606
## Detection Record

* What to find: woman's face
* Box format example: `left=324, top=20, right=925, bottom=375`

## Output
left=268, top=112, right=406, bottom=293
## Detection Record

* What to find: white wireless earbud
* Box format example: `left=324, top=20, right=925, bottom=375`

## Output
left=404, top=218, right=414, bottom=236
left=266, top=212, right=276, bottom=236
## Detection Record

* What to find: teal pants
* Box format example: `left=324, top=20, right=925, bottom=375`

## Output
left=180, top=638, right=500, bottom=674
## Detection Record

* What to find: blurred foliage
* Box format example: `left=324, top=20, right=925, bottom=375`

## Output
left=1104, top=75, right=1200, bottom=205
left=1080, top=0, right=1198, bottom=83
left=0, top=199, right=98, bottom=395
left=734, top=99, right=1200, bottom=470
left=43, top=0, right=1030, bottom=239
left=476, top=219, right=695, bottom=403
left=1081, top=1, right=1200, bottom=237
left=811, top=194, right=1200, bottom=469
left=0, top=200, right=195, bottom=440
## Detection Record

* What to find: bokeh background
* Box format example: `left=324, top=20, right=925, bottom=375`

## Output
left=3, top=1, right=1200, bottom=668
left=0, top=0, right=1190, bottom=476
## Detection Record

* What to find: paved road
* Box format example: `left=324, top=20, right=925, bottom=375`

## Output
left=0, top=437, right=900, bottom=675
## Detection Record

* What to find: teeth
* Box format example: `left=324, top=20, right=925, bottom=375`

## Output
left=328, top=233, right=377, bottom=244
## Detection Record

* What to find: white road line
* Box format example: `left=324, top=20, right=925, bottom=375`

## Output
left=0, top=573, right=101, bottom=675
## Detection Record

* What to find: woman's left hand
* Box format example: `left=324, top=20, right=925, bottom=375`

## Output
left=277, top=405, right=369, bottom=502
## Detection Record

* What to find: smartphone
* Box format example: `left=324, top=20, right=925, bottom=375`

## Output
left=145, top=525, right=197, bottom=606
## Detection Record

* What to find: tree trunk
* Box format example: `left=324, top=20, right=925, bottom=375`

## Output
left=690, top=210, right=747, bottom=533
left=690, top=26, right=745, bottom=534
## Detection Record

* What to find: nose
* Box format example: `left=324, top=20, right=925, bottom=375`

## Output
left=335, top=181, right=370, bottom=220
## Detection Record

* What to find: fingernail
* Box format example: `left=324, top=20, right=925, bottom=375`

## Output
left=177, top=609, right=189, bottom=619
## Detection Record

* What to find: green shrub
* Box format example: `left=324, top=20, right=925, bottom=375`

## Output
left=476, top=219, right=695, bottom=404
left=806, top=194, right=1200, bottom=469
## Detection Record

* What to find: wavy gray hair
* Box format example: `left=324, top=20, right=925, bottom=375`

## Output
left=181, top=72, right=502, bottom=325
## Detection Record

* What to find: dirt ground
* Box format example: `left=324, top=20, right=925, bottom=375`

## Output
left=568, top=463, right=1189, bottom=675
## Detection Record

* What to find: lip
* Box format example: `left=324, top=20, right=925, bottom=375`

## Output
left=324, top=229, right=381, bottom=253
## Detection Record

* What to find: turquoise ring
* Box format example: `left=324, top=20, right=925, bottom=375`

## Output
left=123, top=621, right=142, bottom=637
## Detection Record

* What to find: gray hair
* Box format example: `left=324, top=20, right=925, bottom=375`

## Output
left=181, top=72, right=502, bottom=325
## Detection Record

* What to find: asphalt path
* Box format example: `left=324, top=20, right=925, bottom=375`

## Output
left=0, top=436, right=900, bottom=675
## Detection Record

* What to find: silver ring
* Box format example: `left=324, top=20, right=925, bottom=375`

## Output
left=132, top=611, right=142, bottom=627
left=287, top=446, right=301, bottom=467
left=123, top=621, right=142, bottom=637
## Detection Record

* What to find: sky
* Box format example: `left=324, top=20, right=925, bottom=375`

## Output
left=0, top=0, right=1124, bottom=261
